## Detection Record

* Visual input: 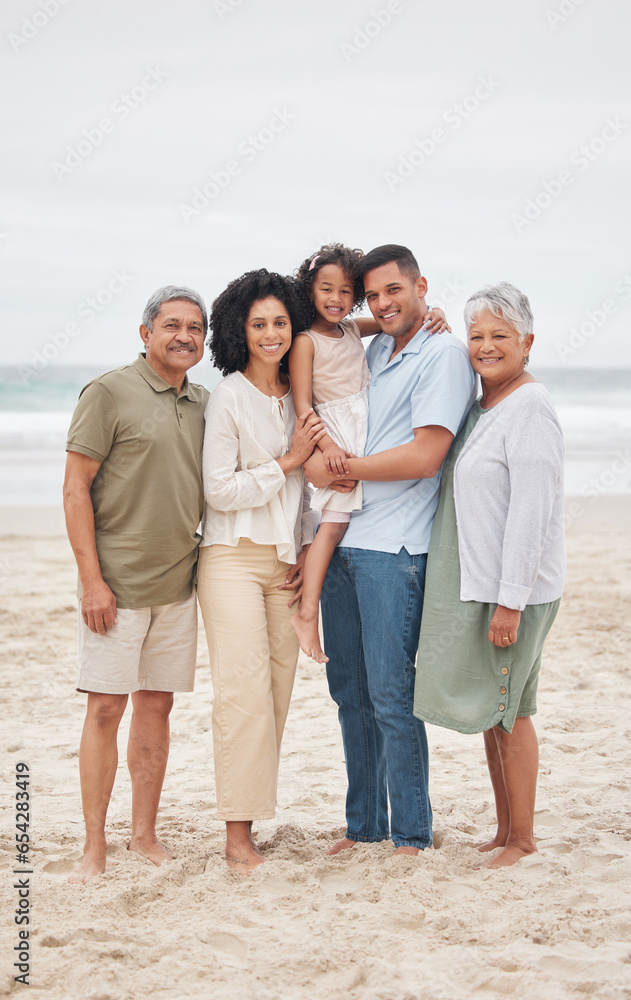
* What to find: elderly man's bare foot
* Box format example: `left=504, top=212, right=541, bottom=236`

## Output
left=476, top=835, right=507, bottom=853
left=327, top=837, right=357, bottom=856
left=67, top=848, right=106, bottom=884
left=291, top=614, right=328, bottom=664
left=479, top=844, right=536, bottom=868
left=128, top=837, right=174, bottom=866
left=393, top=845, right=421, bottom=856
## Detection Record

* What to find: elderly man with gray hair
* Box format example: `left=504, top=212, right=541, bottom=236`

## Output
left=63, top=286, right=209, bottom=882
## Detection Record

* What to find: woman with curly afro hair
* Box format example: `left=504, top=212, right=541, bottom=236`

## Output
left=197, top=268, right=325, bottom=873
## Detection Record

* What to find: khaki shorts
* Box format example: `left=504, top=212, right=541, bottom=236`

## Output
left=76, top=590, right=198, bottom=694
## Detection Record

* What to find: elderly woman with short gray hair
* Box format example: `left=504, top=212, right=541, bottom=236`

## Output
left=414, top=282, right=565, bottom=868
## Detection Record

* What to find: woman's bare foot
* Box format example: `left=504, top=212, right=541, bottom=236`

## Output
left=224, top=840, right=265, bottom=875
left=479, top=843, right=537, bottom=869
left=393, top=846, right=420, bottom=856
left=291, top=613, right=328, bottom=663
left=327, top=837, right=357, bottom=856
left=224, top=821, right=265, bottom=875
left=128, top=837, right=174, bottom=866
left=67, top=846, right=106, bottom=884
left=476, top=835, right=507, bottom=853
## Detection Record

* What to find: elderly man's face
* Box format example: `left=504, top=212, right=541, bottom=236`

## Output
left=363, top=261, right=428, bottom=341
left=140, top=300, right=205, bottom=387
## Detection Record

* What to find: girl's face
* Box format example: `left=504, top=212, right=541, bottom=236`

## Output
left=310, top=264, right=354, bottom=325
left=244, top=296, right=292, bottom=367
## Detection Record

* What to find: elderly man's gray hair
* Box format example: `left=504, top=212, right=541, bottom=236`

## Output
left=142, top=286, right=208, bottom=333
left=463, top=282, right=533, bottom=340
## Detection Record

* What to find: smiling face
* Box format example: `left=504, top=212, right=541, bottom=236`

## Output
left=139, top=299, right=205, bottom=388
left=363, top=261, right=428, bottom=343
left=310, top=264, right=354, bottom=331
left=244, top=296, right=292, bottom=371
left=467, top=309, right=534, bottom=384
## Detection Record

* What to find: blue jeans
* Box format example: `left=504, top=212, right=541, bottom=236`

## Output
left=321, top=546, right=432, bottom=849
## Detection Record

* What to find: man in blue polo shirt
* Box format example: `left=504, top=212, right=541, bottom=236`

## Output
left=305, top=244, right=475, bottom=856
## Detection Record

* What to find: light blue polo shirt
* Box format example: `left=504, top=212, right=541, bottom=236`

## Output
left=342, top=323, right=476, bottom=554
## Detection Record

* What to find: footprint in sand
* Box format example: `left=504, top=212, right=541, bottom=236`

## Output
left=43, top=857, right=77, bottom=874
left=204, top=932, right=247, bottom=959
left=258, top=876, right=296, bottom=898
left=317, top=872, right=358, bottom=896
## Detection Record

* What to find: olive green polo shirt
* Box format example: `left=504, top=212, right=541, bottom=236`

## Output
left=66, top=354, right=209, bottom=609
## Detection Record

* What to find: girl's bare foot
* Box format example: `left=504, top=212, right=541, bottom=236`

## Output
left=290, top=613, right=328, bottom=663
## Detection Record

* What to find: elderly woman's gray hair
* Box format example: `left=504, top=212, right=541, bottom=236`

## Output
left=464, top=282, right=533, bottom=340
left=142, top=286, right=208, bottom=333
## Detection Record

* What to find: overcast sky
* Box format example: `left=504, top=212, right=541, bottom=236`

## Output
left=2, top=0, right=630, bottom=378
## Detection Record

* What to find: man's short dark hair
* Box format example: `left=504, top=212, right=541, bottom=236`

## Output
left=359, top=244, right=421, bottom=282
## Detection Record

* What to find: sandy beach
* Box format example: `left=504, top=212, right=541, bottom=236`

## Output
left=1, top=501, right=630, bottom=1000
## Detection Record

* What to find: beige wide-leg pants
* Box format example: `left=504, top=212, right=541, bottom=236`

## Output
left=197, top=539, right=300, bottom=820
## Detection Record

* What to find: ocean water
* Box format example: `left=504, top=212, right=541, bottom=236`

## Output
left=0, top=365, right=629, bottom=506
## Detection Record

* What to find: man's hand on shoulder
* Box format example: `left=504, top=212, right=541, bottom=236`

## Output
left=81, top=580, right=118, bottom=635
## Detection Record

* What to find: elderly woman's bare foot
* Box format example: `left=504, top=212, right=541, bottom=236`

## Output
left=327, top=837, right=357, bottom=856
left=476, top=835, right=507, bottom=853
left=128, top=837, right=174, bottom=866
left=290, top=614, right=328, bottom=663
left=479, top=843, right=537, bottom=868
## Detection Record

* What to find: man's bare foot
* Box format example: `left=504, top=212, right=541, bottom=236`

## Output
left=67, top=848, right=106, bottom=884
left=128, top=837, right=174, bottom=866
left=327, top=837, right=357, bottom=856
left=479, top=844, right=536, bottom=869
left=224, top=840, right=265, bottom=875
left=476, top=835, right=507, bottom=853
left=291, top=614, right=328, bottom=663
left=393, top=846, right=420, bottom=856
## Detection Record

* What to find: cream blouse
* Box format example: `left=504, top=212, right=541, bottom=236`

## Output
left=201, top=371, right=318, bottom=565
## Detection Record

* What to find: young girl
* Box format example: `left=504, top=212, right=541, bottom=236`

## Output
left=288, top=243, right=450, bottom=663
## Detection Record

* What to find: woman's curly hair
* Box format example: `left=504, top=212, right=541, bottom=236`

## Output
left=295, top=243, right=365, bottom=325
left=209, top=269, right=313, bottom=376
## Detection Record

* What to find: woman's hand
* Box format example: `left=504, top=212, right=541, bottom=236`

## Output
left=425, top=308, right=451, bottom=335
left=489, top=605, right=521, bottom=647
left=278, top=409, right=326, bottom=475
left=278, top=546, right=309, bottom=607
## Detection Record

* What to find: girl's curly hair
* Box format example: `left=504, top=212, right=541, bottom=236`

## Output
left=209, top=269, right=313, bottom=376
left=295, top=243, right=365, bottom=326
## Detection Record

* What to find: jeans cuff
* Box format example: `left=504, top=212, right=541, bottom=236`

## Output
left=392, top=839, right=433, bottom=850
left=346, top=831, right=389, bottom=844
